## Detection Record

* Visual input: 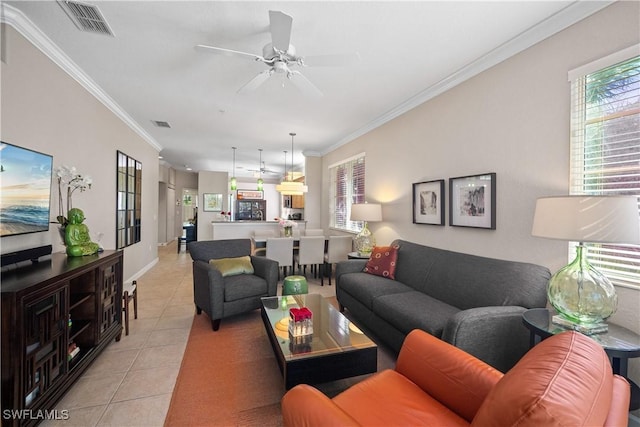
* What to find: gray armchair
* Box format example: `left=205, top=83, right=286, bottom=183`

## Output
left=189, top=239, right=279, bottom=331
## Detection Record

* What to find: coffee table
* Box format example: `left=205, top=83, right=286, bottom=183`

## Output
left=260, top=293, right=377, bottom=389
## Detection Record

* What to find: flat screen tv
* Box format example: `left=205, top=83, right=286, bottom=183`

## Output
left=0, top=142, right=53, bottom=237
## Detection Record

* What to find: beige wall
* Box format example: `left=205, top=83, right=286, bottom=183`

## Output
left=322, top=1, right=640, bottom=389
left=304, top=155, right=322, bottom=229
left=1, top=24, right=159, bottom=281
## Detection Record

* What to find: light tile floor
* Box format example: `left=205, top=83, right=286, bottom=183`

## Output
left=43, top=242, right=337, bottom=427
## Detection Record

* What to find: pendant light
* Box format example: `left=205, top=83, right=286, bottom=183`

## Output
left=230, top=147, right=237, bottom=191
left=257, top=149, right=264, bottom=191
left=276, top=132, right=308, bottom=195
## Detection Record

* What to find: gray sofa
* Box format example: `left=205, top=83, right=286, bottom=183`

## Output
left=336, top=239, right=550, bottom=372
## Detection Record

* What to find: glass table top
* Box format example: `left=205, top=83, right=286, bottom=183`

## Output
left=261, top=294, right=376, bottom=361
left=523, top=308, right=640, bottom=356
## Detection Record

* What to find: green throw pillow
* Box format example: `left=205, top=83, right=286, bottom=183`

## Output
left=209, top=256, right=254, bottom=277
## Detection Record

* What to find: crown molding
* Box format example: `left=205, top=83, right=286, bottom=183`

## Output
left=322, top=1, right=614, bottom=155
left=1, top=3, right=163, bottom=152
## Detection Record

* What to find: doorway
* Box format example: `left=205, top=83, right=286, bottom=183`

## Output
left=182, top=188, right=198, bottom=226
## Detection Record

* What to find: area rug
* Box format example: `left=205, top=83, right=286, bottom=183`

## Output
left=164, top=299, right=396, bottom=426
left=164, top=310, right=285, bottom=427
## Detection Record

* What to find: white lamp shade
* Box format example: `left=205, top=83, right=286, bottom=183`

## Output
left=350, top=203, right=382, bottom=222
left=276, top=181, right=308, bottom=195
left=532, top=196, right=640, bottom=244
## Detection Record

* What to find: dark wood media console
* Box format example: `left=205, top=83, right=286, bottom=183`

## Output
left=1, top=251, right=123, bottom=426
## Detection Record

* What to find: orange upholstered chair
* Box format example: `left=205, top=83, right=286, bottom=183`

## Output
left=282, top=330, right=630, bottom=427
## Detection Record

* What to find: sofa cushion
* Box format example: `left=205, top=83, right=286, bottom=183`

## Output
left=373, top=291, right=459, bottom=337
left=338, top=272, right=413, bottom=310
left=364, top=245, right=399, bottom=279
left=224, top=274, right=268, bottom=302
left=209, top=255, right=254, bottom=277
left=471, top=331, right=613, bottom=427
left=393, top=240, right=549, bottom=310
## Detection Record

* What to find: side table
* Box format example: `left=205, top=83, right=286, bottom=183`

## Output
left=348, top=252, right=370, bottom=259
left=522, top=308, right=640, bottom=411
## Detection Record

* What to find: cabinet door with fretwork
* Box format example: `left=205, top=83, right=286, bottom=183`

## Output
left=22, top=286, right=68, bottom=409
left=98, top=258, right=122, bottom=339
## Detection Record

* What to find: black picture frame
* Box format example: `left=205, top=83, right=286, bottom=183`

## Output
left=449, top=173, right=496, bottom=229
left=413, top=180, right=445, bottom=225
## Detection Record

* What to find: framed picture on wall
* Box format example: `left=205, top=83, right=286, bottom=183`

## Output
left=413, top=180, right=445, bottom=225
left=237, top=190, right=263, bottom=200
left=203, top=193, right=223, bottom=212
left=449, top=173, right=496, bottom=229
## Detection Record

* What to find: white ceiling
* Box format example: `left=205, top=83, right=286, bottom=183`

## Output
left=3, top=1, right=611, bottom=180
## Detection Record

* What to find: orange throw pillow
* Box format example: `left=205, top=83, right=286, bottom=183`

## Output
left=363, top=245, right=398, bottom=279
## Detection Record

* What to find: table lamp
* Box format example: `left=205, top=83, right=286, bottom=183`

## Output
left=350, top=203, right=382, bottom=256
left=531, top=195, right=640, bottom=333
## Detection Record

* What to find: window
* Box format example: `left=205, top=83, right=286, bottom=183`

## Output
left=329, top=153, right=365, bottom=232
left=569, top=47, right=640, bottom=288
left=116, top=151, right=142, bottom=249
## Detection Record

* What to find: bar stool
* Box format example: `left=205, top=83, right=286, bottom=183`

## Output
left=123, top=280, right=138, bottom=335
left=177, top=236, right=187, bottom=253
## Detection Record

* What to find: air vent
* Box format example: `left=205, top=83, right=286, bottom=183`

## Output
left=58, top=1, right=114, bottom=36
left=152, top=120, right=172, bottom=129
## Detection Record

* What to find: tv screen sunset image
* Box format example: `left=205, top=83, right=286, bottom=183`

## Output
left=0, top=142, right=53, bottom=237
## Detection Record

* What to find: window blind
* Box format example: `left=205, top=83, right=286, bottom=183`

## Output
left=329, top=154, right=366, bottom=232
left=569, top=51, right=640, bottom=289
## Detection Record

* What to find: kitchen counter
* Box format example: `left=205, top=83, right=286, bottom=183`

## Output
left=211, top=221, right=306, bottom=240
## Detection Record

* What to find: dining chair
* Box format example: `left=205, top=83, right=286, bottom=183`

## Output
left=266, top=237, right=294, bottom=279
left=324, top=235, right=353, bottom=286
left=252, top=230, right=277, bottom=255
left=304, top=229, right=324, bottom=236
left=294, top=236, right=326, bottom=284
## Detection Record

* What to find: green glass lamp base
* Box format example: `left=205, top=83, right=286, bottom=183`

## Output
left=547, top=244, right=617, bottom=326
left=551, top=314, right=608, bottom=334
left=354, top=222, right=375, bottom=256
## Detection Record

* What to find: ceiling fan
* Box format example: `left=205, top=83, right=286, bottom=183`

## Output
left=195, top=10, right=358, bottom=98
left=246, top=162, right=280, bottom=176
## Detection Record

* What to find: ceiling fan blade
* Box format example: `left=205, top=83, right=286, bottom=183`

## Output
left=302, top=52, right=361, bottom=67
left=269, top=10, right=293, bottom=52
left=195, top=44, right=263, bottom=61
left=288, top=71, right=323, bottom=99
left=238, top=70, right=273, bottom=94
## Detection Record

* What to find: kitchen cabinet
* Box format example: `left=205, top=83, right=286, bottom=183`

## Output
left=291, top=195, right=305, bottom=209
left=283, top=195, right=305, bottom=209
